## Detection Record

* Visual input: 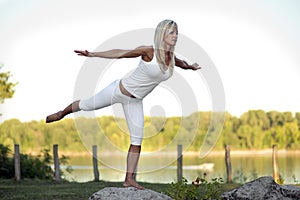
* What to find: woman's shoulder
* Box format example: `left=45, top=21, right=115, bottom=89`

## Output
left=136, top=45, right=154, bottom=62
left=136, top=45, right=154, bottom=53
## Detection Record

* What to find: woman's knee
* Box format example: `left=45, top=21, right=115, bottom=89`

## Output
left=78, top=99, right=95, bottom=111
left=130, top=137, right=143, bottom=146
left=127, top=120, right=144, bottom=146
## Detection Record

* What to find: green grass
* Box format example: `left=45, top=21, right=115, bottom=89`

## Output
left=0, top=179, right=238, bottom=200
left=0, top=179, right=170, bottom=200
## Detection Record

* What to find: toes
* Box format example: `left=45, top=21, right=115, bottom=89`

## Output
left=123, top=181, right=144, bottom=190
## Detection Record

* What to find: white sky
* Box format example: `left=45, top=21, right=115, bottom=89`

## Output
left=1, top=0, right=300, bottom=123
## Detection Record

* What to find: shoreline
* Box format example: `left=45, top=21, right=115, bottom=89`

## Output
left=23, top=149, right=300, bottom=157
left=184, top=149, right=300, bottom=156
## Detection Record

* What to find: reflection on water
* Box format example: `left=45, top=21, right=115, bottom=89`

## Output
left=61, top=152, right=300, bottom=184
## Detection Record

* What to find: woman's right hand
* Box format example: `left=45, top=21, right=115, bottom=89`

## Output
left=74, top=50, right=90, bottom=57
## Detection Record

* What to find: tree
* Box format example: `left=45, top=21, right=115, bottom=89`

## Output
left=267, top=111, right=285, bottom=127
left=0, top=65, right=17, bottom=115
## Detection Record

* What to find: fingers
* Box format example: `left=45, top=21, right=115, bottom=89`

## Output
left=74, top=50, right=84, bottom=56
left=74, top=50, right=89, bottom=56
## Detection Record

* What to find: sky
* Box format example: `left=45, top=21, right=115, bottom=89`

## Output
left=1, top=0, right=300, bottom=123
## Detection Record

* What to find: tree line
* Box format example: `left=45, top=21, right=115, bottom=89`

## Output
left=1, top=110, right=300, bottom=153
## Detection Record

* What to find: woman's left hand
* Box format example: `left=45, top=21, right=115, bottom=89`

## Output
left=190, top=63, right=201, bottom=70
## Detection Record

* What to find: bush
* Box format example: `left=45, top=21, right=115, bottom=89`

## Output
left=0, top=144, right=14, bottom=178
left=19, top=149, right=53, bottom=179
left=165, top=175, right=223, bottom=200
left=0, top=144, right=71, bottom=180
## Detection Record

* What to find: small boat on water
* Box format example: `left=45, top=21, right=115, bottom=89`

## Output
left=168, top=163, right=214, bottom=171
left=183, top=163, right=214, bottom=171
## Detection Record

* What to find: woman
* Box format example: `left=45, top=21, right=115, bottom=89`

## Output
left=46, top=19, right=200, bottom=189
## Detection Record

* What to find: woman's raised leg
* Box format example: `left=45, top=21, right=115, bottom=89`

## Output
left=46, top=80, right=118, bottom=123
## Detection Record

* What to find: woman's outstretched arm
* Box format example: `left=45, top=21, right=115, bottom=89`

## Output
left=74, top=46, right=153, bottom=60
left=175, top=56, right=201, bottom=70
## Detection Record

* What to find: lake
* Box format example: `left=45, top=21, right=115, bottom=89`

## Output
left=60, top=151, right=300, bottom=184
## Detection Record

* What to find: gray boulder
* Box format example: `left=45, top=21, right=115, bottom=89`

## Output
left=88, top=187, right=172, bottom=200
left=221, top=176, right=300, bottom=200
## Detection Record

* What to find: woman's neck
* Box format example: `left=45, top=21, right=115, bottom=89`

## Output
left=165, top=51, right=171, bottom=66
left=163, top=43, right=171, bottom=52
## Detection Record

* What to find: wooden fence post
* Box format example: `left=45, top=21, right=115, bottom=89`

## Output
left=14, top=144, right=21, bottom=181
left=225, top=145, right=232, bottom=183
left=177, top=144, right=183, bottom=182
left=53, top=144, right=61, bottom=181
left=92, top=145, right=99, bottom=181
left=272, top=144, right=279, bottom=182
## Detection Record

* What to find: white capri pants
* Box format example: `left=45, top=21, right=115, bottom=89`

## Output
left=79, top=79, right=144, bottom=145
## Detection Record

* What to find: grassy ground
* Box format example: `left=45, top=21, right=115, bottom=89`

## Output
left=0, top=179, right=238, bottom=200
left=0, top=179, right=168, bottom=200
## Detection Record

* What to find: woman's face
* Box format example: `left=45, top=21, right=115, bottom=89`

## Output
left=163, top=26, right=178, bottom=47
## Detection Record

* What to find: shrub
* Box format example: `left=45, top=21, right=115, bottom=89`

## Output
left=19, top=149, right=53, bottom=179
left=0, top=144, right=14, bottom=178
left=0, top=144, right=71, bottom=180
left=165, top=175, right=223, bottom=200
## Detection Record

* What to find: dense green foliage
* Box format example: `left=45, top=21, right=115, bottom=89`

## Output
left=1, top=110, right=300, bottom=153
left=0, top=65, right=17, bottom=104
left=0, top=65, right=17, bottom=117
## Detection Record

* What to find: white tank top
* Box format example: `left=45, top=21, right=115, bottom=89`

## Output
left=121, top=54, right=171, bottom=99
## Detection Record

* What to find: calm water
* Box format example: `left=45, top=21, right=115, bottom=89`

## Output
left=60, top=152, right=300, bottom=184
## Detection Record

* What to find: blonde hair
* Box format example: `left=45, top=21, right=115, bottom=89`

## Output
left=154, top=19, right=178, bottom=76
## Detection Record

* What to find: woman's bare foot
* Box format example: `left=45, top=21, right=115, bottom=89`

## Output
left=123, top=177, right=144, bottom=190
left=46, top=111, right=64, bottom=123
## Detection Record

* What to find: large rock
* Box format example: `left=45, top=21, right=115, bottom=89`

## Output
left=221, top=176, right=300, bottom=200
left=88, top=187, right=172, bottom=200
